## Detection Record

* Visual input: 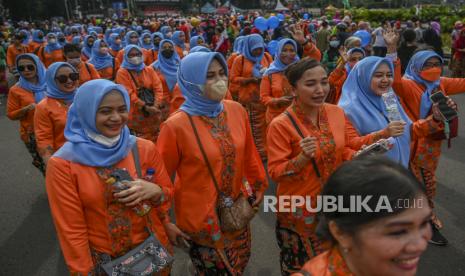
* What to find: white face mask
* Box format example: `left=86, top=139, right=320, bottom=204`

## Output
left=128, top=56, right=143, bottom=65
left=86, top=130, right=121, bottom=147
left=205, top=79, right=228, bottom=102
left=48, top=38, right=56, bottom=44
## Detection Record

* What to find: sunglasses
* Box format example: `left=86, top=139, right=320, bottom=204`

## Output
left=17, top=65, right=36, bottom=72
left=55, top=73, right=80, bottom=84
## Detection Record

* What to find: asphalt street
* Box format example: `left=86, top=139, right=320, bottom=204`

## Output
left=0, top=92, right=464, bottom=276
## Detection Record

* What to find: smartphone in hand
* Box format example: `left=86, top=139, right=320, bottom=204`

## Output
left=430, top=92, right=458, bottom=121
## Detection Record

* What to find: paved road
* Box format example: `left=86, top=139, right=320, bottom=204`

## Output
left=0, top=93, right=464, bottom=276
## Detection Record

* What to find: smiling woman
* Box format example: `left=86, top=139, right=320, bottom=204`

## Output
left=294, top=157, right=432, bottom=276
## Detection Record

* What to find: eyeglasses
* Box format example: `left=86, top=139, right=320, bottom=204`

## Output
left=17, top=65, right=36, bottom=72
left=55, top=73, right=80, bottom=84
left=423, top=62, right=442, bottom=69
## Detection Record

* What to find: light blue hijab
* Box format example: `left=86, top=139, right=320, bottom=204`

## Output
left=151, top=32, right=164, bottom=51
left=243, top=34, right=265, bottom=78
left=172, top=31, right=186, bottom=50
left=339, top=56, right=412, bottom=167
left=32, top=30, right=44, bottom=43
left=404, top=50, right=444, bottom=119
left=160, top=26, right=172, bottom=39
left=153, top=40, right=180, bottom=92
left=178, top=52, right=228, bottom=117
left=140, top=32, right=153, bottom=50
left=121, top=45, right=145, bottom=72
left=264, top=38, right=299, bottom=75
left=81, top=35, right=94, bottom=58
left=189, top=46, right=211, bottom=53
left=125, top=31, right=139, bottom=47
left=189, top=35, right=204, bottom=49
left=233, top=36, right=245, bottom=53
left=16, top=54, right=46, bottom=103
left=88, top=39, right=113, bottom=70
left=109, top=33, right=122, bottom=52
left=71, top=36, right=81, bottom=45
left=45, top=33, right=63, bottom=53
left=54, top=79, right=136, bottom=167
left=45, top=62, right=77, bottom=104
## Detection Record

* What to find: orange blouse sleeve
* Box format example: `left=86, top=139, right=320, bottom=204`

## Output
left=260, top=74, right=275, bottom=107
left=157, top=122, right=180, bottom=177
left=115, top=69, right=145, bottom=108
left=392, top=58, right=415, bottom=100
left=6, top=87, right=27, bottom=120
left=441, top=77, right=465, bottom=96
left=411, top=116, right=444, bottom=139
left=328, top=67, right=346, bottom=89
left=170, top=85, right=185, bottom=114
left=46, top=157, right=94, bottom=274
left=89, top=64, right=101, bottom=80
left=147, top=68, right=164, bottom=104
left=345, top=116, right=389, bottom=150
left=6, top=45, right=16, bottom=68
left=230, top=55, right=248, bottom=84
left=34, top=102, right=55, bottom=158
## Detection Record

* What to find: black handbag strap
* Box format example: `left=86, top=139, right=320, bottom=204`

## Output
left=128, top=70, right=141, bottom=90
left=185, top=112, right=223, bottom=196
left=284, top=111, right=322, bottom=179
left=111, top=57, right=116, bottom=81
left=131, top=140, right=142, bottom=178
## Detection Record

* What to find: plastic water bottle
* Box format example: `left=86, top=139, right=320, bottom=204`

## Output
left=382, top=89, right=403, bottom=122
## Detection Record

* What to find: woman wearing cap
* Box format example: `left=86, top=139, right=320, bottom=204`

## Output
left=115, top=45, right=164, bottom=143
left=157, top=51, right=268, bottom=275
left=152, top=39, right=182, bottom=117
left=260, top=38, right=299, bottom=125
left=46, top=79, right=173, bottom=275
left=7, top=54, right=47, bottom=174
left=34, top=62, right=79, bottom=165
left=230, top=34, right=272, bottom=161
left=267, top=58, right=394, bottom=275
left=293, top=157, right=432, bottom=276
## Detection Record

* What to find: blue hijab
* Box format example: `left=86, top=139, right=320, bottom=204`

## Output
left=109, top=33, right=122, bottom=52
left=45, top=62, right=77, bottom=104
left=243, top=34, right=265, bottom=78
left=125, top=31, right=139, bottom=47
left=189, top=35, right=204, bottom=49
left=345, top=47, right=366, bottom=75
left=233, top=36, right=245, bottom=53
left=189, top=46, right=211, bottom=53
left=16, top=54, right=46, bottom=103
left=151, top=32, right=164, bottom=51
left=45, top=33, right=63, bottom=53
left=153, top=40, right=180, bottom=92
left=121, top=45, right=145, bottom=72
left=404, top=50, right=444, bottom=119
left=140, top=33, right=153, bottom=50
left=57, top=32, right=66, bottom=47
left=104, top=29, right=112, bottom=44
left=172, top=31, right=185, bottom=49
left=339, top=57, right=412, bottom=167
left=71, top=36, right=81, bottom=45
left=32, top=30, right=44, bottom=43
left=19, top=30, right=30, bottom=46
left=54, top=79, right=136, bottom=167
left=88, top=39, right=113, bottom=70
left=179, top=52, right=228, bottom=117
left=81, top=35, right=94, bottom=58
left=265, top=38, right=299, bottom=75
left=160, top=26, right=172, bottom=38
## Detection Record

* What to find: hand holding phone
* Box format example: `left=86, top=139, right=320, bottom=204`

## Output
left=430, top=92, right=458, bottom=121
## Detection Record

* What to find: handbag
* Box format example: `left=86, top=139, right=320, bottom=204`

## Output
left=430, top=117, right=459, bottom=148
left=185, top=112, right=256, bottom=233
left=102, top=142, right=173, bottom=275
left=129, top=72, right=155, bottom=117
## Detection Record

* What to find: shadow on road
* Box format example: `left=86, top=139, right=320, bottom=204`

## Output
left=0, top=194, right=59, bottom=275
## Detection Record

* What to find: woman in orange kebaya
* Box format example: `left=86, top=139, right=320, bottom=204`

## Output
left=29, top=30, right=45, bottom=53
left=116, top=31, right=140, bottom=63
left=7, top=54, right=47, bottom=174
left=87, top=39, right=120, bottom=81
left=34, top=62, right=79, bottom=165
left=157, top=52, right=268, bottom=275
left=7, top=33, right=29, bottom=75
left=392, top=49, right=465, bottom=245
left=81, top=35, right=95, bottom=61
left=63, top=43, right=100, bottom=86
left=36, top=33, right=65, bottom=68
left=171, top=30, right=188, bottom=58
left=144, top=32, right=163, bottom=65
left=293, top=157, right=432, bottom=276
left=230, top=34, right=272, bottom=161
left=115, top=45, right=164, bottom=143
left=260, top=38, right=299, bottom=125
left=327, top=47, right=365, bottom=104
left=47, top=79, right=174, bottom=275
left=227, top=35, right=245, bottom=101
left=108, top=33, right=122, bottom=58
left=267, top=58, right=397, bottom=275
left=151, top=39, right=181, bottom=117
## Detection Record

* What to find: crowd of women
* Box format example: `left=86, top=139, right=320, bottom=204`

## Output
left=3, top=12, right=464, bottom=276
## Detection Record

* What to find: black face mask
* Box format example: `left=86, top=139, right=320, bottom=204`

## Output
left=38, top=35, right=44, bottom=39
left=154, top=41, right=160, bottom=47
left=161, top=49, right=174, bottom=59
left=59, top=38, right=65, bottom=42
